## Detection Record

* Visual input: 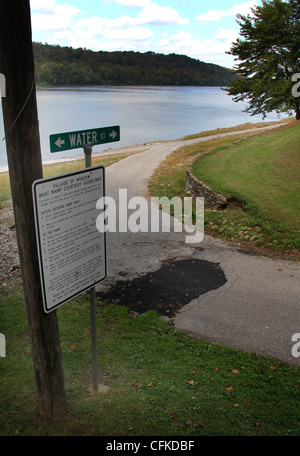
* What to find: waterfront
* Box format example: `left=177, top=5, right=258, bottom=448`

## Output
left=0, top=85, right=282, bottom=169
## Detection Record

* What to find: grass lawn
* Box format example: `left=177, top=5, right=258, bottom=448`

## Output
left=1, top=290, right=299, bottom=437
left=192, top=123, right=300, bottom=230
left=149, top=121, right=300, bottom=258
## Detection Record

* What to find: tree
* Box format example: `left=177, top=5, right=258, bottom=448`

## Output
left=32, top=42, right=238, bottom=87
left=226, top=0, right=300, bottom=119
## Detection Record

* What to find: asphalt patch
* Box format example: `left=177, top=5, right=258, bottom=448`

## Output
left=96, top=258, right=227, bottom=316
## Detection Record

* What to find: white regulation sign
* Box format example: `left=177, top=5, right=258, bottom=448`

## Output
left=32, top=166, right=106, bottom=313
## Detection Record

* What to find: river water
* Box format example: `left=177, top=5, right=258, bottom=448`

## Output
left=0, top=85, right=282, bottom=169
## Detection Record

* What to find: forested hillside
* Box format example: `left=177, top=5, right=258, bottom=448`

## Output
left=33, top=43, right=238, bottom=87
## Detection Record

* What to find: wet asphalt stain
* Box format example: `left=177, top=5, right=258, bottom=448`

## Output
left=96, top=258, right=227, bottom=316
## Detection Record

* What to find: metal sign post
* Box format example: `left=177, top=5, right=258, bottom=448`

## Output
left=84, top=145, right=99, bottom=392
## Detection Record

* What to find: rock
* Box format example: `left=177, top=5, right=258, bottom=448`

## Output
left=185, top=169, right=228, bottom=209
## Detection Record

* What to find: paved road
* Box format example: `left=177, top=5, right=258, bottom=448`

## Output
left=96, top=125, right=300, bottom=367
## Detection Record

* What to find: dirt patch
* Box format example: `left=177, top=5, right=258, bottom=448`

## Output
left=96, top=258, right=227, bottom=316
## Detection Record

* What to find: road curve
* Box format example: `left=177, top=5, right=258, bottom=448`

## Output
left=96, top=125, right=300, bottom=367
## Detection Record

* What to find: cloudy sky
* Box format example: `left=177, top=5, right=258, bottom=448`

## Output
left=30, top=0, right=262, bottom=68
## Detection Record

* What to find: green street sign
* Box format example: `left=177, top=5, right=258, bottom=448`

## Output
left=50, top=125, right=120, bottom=153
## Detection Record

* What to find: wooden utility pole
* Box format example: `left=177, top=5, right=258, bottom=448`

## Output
left=0, top=1, right=66, bottom=418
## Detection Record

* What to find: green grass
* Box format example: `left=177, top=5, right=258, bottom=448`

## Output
left=149, top=122, right=300, bottom=258
left=192, top=124, right=300, bottom=255
left=181, top=118, right=291, bottom=141
left=192, top=124, right=300, bottom=231
left=1, top=290, right=299, bottom=436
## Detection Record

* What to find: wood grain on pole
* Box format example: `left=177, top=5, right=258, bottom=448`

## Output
left=0, top=0, right=66, bottom=418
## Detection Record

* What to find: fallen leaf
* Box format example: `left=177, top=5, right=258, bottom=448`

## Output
left=194, top=421, right=203, bottom=428
left=234, top=404, right=240, bottom=407
left=186, top=420, right=203, bottom=428
left=187, top=380, right=195, bottom=386
left=71, top=344, right=77, bottom=349
left=226, top=387, right=233, bottom=391
left=147, top=382, right=152, bottom=387
left=232, top=369, right=239, bottom=374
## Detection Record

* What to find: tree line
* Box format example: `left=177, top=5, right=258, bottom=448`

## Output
left=32, top=43, right=238, bottom=87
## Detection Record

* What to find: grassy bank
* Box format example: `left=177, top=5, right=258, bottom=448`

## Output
left=149, top=120, right=300, bottom=259
left=1, top=291, right=299, bottom=436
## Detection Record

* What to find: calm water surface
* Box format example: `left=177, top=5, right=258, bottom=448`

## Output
left=0, top=86, right=281, bottom=168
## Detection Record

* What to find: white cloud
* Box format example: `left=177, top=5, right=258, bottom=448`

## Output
left=108, top=0, right=152, bottom=6
left=30, top=0, right=80, bottom=15
left=76, top=15, right=154, bottom=42
left=47, top=27, right=152, bottom=53
left=105, top=26, right=153, bottom=41
left=136, top=3, right=189, bottom=26
left=215, top=28, right=238, bottom=43
left=158, top=31, right=213, bottom=56
left=70, top=2, right=189, bottom=50
left=196, top=0, right=257, bottom=23
left=32, top=0, right=188, bottom=42
left=77, top=16, right=111, bottom=30
left=88, top=3, right=189, bottom=28
left=47, top=15, right=154, bottom=51
left=30, top=0, right=56, bottom=13
left=157, top=28, right=237, bottom=66
left=32, top=14, right=73, bottom=31
left=31, top=0, right=80, bottom=31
